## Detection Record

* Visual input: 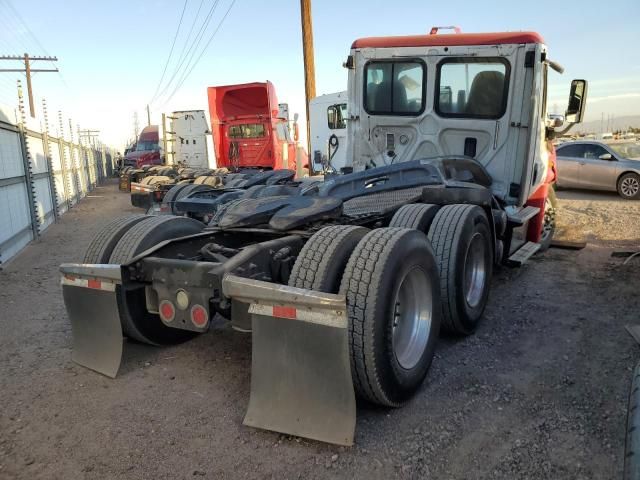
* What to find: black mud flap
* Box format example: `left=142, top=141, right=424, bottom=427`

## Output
left=223, top=275, right=356, bottom=446
left=60, top=264, right=123, bottom=378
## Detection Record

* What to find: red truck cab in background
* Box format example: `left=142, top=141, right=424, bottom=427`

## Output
left=207, top=81, right=300, bottom=171
left=123, top=126, right=163, bottom=168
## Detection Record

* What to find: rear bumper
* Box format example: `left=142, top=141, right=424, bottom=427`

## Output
left=130, top=182, right=154, bottom=209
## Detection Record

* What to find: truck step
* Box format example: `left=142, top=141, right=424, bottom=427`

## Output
left=507, top=241, right=541, bottom=266
left=507, top=206, right=540, bottom=226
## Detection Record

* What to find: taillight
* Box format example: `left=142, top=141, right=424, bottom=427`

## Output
left=154, top=190, right=164, bottom=202
left=159, top=300, right=176, bottom=323
left=190, top=304, right=208, bottom=328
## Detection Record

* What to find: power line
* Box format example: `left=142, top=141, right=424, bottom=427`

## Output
left=153, top=0, right=220, bottom=105
left=0, top=54, right=58, bottom=117
left=2, top=0, right=70, bottom=90
left=148, top=0, right=189, bottom=105
left=161, top=0, right=236, bottom=107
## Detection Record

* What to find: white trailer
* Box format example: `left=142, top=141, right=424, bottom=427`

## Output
left=169, top=110, right=211, bottom=169
left=309, top=91, right=349, bottom=173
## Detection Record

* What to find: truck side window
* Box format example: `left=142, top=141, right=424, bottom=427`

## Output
left=364, top=61, right=425, bottom=116
left=436, top=58, right=510, bottom=119
left=327, top=103, right=347, bottom=129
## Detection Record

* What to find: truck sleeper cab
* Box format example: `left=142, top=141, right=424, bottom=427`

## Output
left=208, top=81, right=300, bottom=171
left=60, top=29, right=586, bottom=447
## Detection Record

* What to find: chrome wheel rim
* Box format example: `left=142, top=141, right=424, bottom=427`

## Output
left=621, top=177, right=640, bottom=197
left=392, top=266, right=432, bottom=370
left=463, top=233, right=487, bottom=308
left=541, top=197, right=556, bottom=242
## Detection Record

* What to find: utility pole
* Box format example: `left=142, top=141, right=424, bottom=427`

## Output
left=162, top=113, right=168, bottom=164
left=299, top=0, right=316, bottom=160
left=79, top=129, right=100, bottom=147
left=146, top=104, right=151, bottom=126
left=0, top=54, right=58, bottom=118
left=133, top=112, right=140, bottom=139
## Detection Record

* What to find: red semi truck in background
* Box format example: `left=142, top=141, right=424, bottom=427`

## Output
left=207, top=81, right=303, bottom=171
left=123, top=125, right=163, bottom=168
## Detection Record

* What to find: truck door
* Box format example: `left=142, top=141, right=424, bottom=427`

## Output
left=326, top=103, right=348, bottom=171
left=433, top=51, right=519, bottom=201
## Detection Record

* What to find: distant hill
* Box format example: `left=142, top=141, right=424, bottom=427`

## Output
left=574, top=115, right=640, bottom=134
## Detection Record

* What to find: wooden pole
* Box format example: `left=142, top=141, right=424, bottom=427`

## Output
left=162, top=112, right=169, bottom=164
left=299, top=0, right=316, bottom=160
left=24, top=53, right=35, bottom=118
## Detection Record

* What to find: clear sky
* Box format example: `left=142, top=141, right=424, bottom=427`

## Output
left=0, top=0, right=638, bottom=148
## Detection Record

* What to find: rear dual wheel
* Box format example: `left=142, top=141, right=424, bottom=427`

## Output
left=289, top=226, right=441, bottom=407
left=428, top=204, right=493, bottom=335
left=108, top=216, right=206, bottom=345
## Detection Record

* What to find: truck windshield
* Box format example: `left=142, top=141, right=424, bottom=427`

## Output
left=136, top=141, right=158, bottom=151
left=364, top=61, right=425, bottom=115
left=228, top=124, right=266, bottom=138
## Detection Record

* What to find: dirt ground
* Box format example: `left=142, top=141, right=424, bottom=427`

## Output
left=1, top=180, right=639, bottom=480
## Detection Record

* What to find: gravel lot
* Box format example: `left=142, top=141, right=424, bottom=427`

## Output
left=1, top=180, right=638, bottom=479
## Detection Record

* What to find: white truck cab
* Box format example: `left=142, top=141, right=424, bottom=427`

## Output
left=309, top=91, right=349, bottom=173
left=169, top=110, right=211, bottom=169
left=346, top=30, right=586, bottom=208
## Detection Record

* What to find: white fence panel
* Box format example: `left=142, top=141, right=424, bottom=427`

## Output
left=0, top=128, right=24, bottom=178
left=0, top=112, right=111, bottom=263
left=27, top=134, right=48, bottom=174
left=34, top=176, right=54, bottom=230
left=0, top=181, right=33, bottom=260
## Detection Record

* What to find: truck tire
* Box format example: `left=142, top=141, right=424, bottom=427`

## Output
left=389, top=203, right=440, bottom=232
left=83, top=214, right=148, bottom=263
left=625, top=361, right=640, bottom=480
left=538, top=187, right=557, bottom=253
left=289, top=225, right=369, bottom=292
left=109, top=216, right=205, bottom=344
left=428, top=204, right=493, bottom=335
left=340, top=228, right=441, bottom=406
left=162, top=183, right=190, bottom=210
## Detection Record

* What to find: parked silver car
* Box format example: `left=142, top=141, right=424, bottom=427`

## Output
left=555, top=141, right=640, bottom=199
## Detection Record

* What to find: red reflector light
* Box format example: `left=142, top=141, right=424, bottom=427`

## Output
left=154, top=190, right=164, bottom=201
left=273, top=305, right=297, bottom=319
left=190, top=304, right=208, bottom=328
left=159, top=300, right=176, bottom=322
left=87, top=279, right=101, bottom=290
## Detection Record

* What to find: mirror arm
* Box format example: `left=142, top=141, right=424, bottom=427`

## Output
left=545, top=59, right=565, bottom=74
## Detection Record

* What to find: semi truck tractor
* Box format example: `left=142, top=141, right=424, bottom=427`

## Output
left=60, top=29, right=586, bottom=446
left=208, top=81, right=302, bottom=171
left=122, top=126, right=162, bottom=169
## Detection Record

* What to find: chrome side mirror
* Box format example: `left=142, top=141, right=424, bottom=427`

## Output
left=599, top=153, right=613, bottom=161
left=566, top=79, right=588, bottom=124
